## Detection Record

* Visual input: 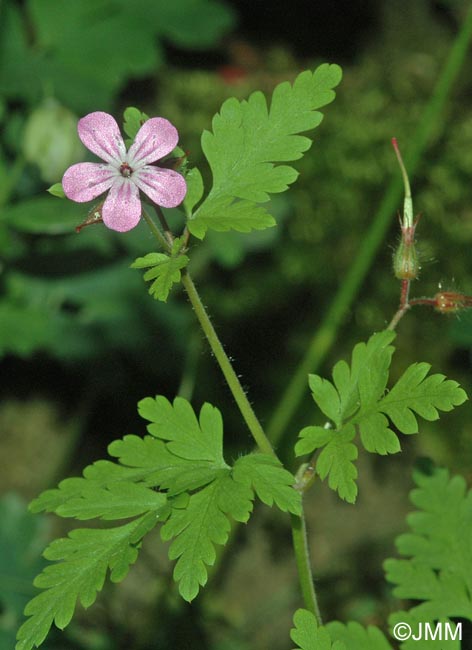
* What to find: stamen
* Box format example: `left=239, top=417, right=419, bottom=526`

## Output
left=120, top=162, right=133, bottom=178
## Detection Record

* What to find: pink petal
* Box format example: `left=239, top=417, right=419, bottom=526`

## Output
left=78, top=112, right=126, bottom=165
left=127, top=118, right=179, bottom=167
left=102, top=178, right=142, bottom=232
left=62, top=163, right=115, bottom=202
left=133, top=166, right=187, bottom=208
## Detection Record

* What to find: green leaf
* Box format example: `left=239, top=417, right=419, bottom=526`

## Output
left=315, top=426, right=358, bottom=504
left=56, top=482, right=167, bottom=520
left=2, top=196, right=85, bottom=235
left=290, top=609, right=346, bottom=650
left=233, top=454, right=302, bottom=515
left=16, top=512, right=160, bottom=650
left=161, top=473, right=253, bottom=601
left=183, top=167, right=204, bottom=216
left=123, top=106, right=149, bottom=139
left=308, top=375, right=342, bottom=427
left=139, top=396, right=227, bottom=464
left=358, top=412, right=400, bottom=455
left=326, top=621, right=392, bottom=650
left=109, top=435, right=220, bottom=496
left=131, top=252, right=189, bottom=302
left=190, top=63, right=342, bottom=237
left=388, top=611, right=461, bottom=650
left=187, top=194, right=275, bottom=239
left=22, top=394, right=302, bottom=638
left=295, top=331, right=467, bottom=502
left=0, top=496, right=47, bottom=648
left=379, top=363, right=468, bottom=434
left=296, top=425, right=333, bottom=456
left=385, top=467, right=472, bottom=622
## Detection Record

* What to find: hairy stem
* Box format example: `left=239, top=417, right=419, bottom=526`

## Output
left=291, top=509, right=322, bottom=624
left=143, top=211, right=321, bottom=617
left=181, top=270, right=276, bottom=457
left=387, top=279, right=411, bottom=330
left=266, top=7, right=472, bottom=447
left=142, top=207, right=171, bottom=251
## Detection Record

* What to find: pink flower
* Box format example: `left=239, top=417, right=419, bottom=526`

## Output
left=62, top=111, right=187, bottom=232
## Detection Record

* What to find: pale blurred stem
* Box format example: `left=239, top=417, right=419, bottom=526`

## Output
left=0, top=155, right=26, bottom=206
left=266, top=7, right=472, bottom=447
left=142, top=207, right=170, bottom=251
left=291, top=508, right=322, bottom=624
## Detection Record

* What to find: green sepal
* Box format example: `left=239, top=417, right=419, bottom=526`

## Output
left=46, top=182, right=65, bottom=198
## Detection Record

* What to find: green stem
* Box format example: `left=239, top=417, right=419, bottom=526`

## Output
left=142, top=207, right=171, bottom=251
left=266, top=7, right=472, bottom=446
left=291, top=508, right=322, bottom=624
left=181, top=270, right=276, bottom=457
left=143, top=211, right=320, bottom=619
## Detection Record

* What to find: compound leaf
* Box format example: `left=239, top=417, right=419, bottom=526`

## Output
left=379, top=364, right=467, bottom=434
left=56, top=482, right=167, bottom=520
left=315, top=426, right=358, bottom=504
left=295, top=332, right=467, bottom=503
left=139, top=396, right=226, bottom=464
left=161, top=473, right=253, bottom=601
left=131, top=252, right=189, bottom=302
left=290, top=609, right=346, bottom=650
left=327, top=621, right=392, bottom=650
left=385, top=467, right=472, bottom=622
left=189, top=64, right=342, bottom=237
left=233, top=454, right=301, bottom=515
left=16, top=512, right=160, bottom=650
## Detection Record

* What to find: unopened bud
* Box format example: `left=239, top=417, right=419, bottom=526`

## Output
left=393, top=227, right=420, bottom=280
left=434, top=291, right=466, bottom=314
left=23, top=99, right=84, bottom=183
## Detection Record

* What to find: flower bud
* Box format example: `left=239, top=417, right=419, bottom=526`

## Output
left=22, top=99, right=84, bottom=183
left=393, top=227, right=420, bottom=280
left=434, top=291, right=466, bottom=314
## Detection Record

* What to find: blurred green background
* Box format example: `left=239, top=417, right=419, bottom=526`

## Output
left=1, top=0, right=472, bottom=648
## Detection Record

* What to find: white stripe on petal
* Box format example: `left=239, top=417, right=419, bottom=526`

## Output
left=62, top=163, right=115, bottom=202
left=133, top=166, right=187, bottom=208
left=127, top=118, right=179, bottom=167
left=102, top=178, right=142, bottom=232
left=78, top=112, right=126, bottom=165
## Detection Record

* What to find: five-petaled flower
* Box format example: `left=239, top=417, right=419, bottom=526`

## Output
left=62, top=111, right=187, bottom=232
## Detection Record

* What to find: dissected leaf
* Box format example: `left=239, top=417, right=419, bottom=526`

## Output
left=16, top=512, right=161, bottom=650
left=295, top=331, right=467, bottom=502
left=379, top=363, right=467, bottom=434
left=233, top=454, right=301, bottom=515
left=189, top=64, right=342, bottom=237
left=385, top=467, right=472, bottom=622
left=315, top=426, right=358, bottom=504
left=161, top=474, right=253, bottom=601
left=327, top=621, right=392, bottom=650
left=131, top=252, right=189, bottom=302
left=290, top=609, right=346, bottom=650
left=139, top=396, right=227, bottom=464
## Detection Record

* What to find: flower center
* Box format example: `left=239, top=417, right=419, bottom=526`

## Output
left=119, top=162, right=133, bottom=178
